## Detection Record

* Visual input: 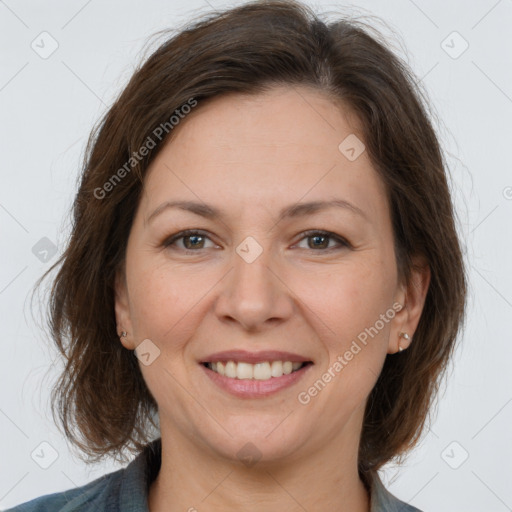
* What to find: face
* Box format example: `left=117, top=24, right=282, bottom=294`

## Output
left=115, top=85, right=426, bottom=466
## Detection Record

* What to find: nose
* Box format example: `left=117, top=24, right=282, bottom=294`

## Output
left=214, top=242, right=294, bottom=332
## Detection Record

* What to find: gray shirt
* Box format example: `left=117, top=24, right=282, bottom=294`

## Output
left=4, top=439, right=422, bottom=511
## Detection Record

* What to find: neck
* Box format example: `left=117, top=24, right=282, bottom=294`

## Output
left=148, top=419, right=370, bottom=512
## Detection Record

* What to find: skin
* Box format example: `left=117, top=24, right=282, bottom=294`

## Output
left=114, top=85, right=430, bottom=512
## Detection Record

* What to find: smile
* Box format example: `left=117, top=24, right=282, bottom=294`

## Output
left=201, top=360, right=314, bottom=399
left=203, top=360, right=312, bottom=380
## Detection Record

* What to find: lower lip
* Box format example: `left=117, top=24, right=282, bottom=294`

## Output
left=201, top=363, right=313, bottom=398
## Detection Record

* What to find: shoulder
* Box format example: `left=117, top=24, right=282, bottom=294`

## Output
left=2, top=468, right=125, bottom=512
left=3, top=439, right=161, bottom=512
left=369, top=471, right=424, bottom=512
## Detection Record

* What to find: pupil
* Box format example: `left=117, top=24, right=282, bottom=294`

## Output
left=186, top=235, right=202, bottom=249
left=311, top=235, right=327, bottom=249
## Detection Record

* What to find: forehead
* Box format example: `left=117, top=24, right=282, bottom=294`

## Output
left=141, top=86, right=388, bottom=223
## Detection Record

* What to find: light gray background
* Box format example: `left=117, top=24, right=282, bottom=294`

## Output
left=1, top=0, right=511, bottom=510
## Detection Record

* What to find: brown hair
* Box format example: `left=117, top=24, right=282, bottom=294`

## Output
left=33, top=0, right=467, bottom=482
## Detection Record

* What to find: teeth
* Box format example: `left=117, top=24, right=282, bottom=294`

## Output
left=208, top=360, right=305, bottom=380
left=225, top=361, right=237, bottom=378
left=216, top=361, right=226, bottom=376
left=254, top=362, right=271, bottom=380
left=236, top=362, right=253, bottom=380
left=271, top=361, right=283, bottom=377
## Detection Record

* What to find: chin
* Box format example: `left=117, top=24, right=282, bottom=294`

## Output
left=200, top=417, right=310, bottom=466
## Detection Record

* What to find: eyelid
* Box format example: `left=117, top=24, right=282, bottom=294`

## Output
left=163, top=229, right=219, bottom=250
left=294, top=229, right=351, bottom=250
left=162, top=229, right=351, bottom=252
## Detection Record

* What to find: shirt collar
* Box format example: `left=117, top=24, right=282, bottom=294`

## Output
left=118, top=438, right=161, bottom=511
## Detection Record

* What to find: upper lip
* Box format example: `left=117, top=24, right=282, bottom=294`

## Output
left=201, top=350, right=313, bottom=364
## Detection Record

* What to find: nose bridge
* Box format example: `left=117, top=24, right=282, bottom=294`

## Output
left=215, top=235, right=292, bottom=330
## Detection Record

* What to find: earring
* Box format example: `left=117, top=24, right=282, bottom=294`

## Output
left=398, top=332, right=410, bottom=352
left=119, top=331, right=127, bottom=338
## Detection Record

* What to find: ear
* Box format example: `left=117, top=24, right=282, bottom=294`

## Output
left=114, top=266, right=136, bottom=350
left=388, top=255, right=431, bottom=354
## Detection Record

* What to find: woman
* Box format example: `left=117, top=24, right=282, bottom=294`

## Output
left=7, top=0, right=466, bottom=510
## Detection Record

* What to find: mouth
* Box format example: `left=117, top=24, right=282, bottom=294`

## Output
left=201, top=360, right=313, bottom=380
left=199, top=355, right=314, bottom=399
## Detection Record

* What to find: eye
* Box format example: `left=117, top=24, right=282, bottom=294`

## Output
left=294, top=230, right=350, bottom=251
left=163, top=230, right=217, bottom=251
left=163, top=229, right=350, bottom=253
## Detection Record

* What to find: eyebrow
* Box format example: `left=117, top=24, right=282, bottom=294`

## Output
left=147, top=198, right=368, bottom=226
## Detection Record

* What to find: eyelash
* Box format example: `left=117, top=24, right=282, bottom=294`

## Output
left=162, top=229, right=351, bottom=253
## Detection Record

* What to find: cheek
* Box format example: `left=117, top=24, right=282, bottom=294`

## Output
left=126, top=264, right=204, bottom=401
left=126, top=258, right=198, bottom=343
left=300, top=256, right=395, bottom=331
left=297, top=254, right=396, bottom=374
